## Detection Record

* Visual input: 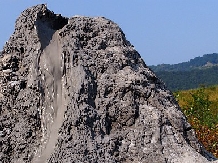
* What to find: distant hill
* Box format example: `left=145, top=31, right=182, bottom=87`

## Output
left=149, top=53, right=218, bottom=72
left=149, top=53, right=218, bottom=91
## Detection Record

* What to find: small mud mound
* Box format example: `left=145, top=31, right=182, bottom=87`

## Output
left=0, top=4, right=217, bottom=163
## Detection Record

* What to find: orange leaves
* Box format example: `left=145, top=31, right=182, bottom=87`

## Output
left=194, top=123, right=218, bottom=157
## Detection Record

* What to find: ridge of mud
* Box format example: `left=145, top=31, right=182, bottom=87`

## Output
left=0, top=4, right=217, bottom=163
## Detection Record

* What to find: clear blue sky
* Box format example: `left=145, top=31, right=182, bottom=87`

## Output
left=1, top=0, right=218, bottom=65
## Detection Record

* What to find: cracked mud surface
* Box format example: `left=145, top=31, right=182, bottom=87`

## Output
left=0, top=4, right=217, bottom=163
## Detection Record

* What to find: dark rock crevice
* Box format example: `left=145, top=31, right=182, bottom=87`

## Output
left=36, top=10, right=68, bottom=49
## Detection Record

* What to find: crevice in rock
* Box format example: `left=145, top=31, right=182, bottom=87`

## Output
left=37, top=10, right=68, bottom=30
left=36, top=11, right=68, bottom=49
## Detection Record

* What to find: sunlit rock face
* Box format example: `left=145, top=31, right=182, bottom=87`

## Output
left=0, top=4, right=217, bottom=163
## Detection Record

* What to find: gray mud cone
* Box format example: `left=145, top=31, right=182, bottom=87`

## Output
left=0, top=4, right=217, bottom=163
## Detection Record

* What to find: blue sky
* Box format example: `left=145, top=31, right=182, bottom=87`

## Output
left=0, top=1, right=218, bottom=65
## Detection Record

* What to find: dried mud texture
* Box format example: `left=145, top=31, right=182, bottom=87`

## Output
left=0, top=4, right=217, bottom=163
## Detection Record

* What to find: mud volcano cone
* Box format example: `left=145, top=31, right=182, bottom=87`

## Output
left=0, top=4, right=217, bottom=163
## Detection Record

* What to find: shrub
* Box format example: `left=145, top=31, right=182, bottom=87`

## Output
left=185, top=86, right=217, bottom=128
left=174, top=86, right=218, bottom=157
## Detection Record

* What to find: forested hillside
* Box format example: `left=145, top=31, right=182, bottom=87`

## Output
left=150, top=53, right=218, bottom=72
left=149, top=53, right=218, bottom=91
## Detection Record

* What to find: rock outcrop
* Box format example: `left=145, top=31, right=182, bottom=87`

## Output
left=0, top=4, right=217, bottom=163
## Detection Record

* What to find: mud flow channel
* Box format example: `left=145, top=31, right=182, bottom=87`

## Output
left=34, top=31, right=65, bottom=163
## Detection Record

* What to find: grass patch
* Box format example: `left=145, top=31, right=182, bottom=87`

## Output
left=174, top=85, right=218, bottom=157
